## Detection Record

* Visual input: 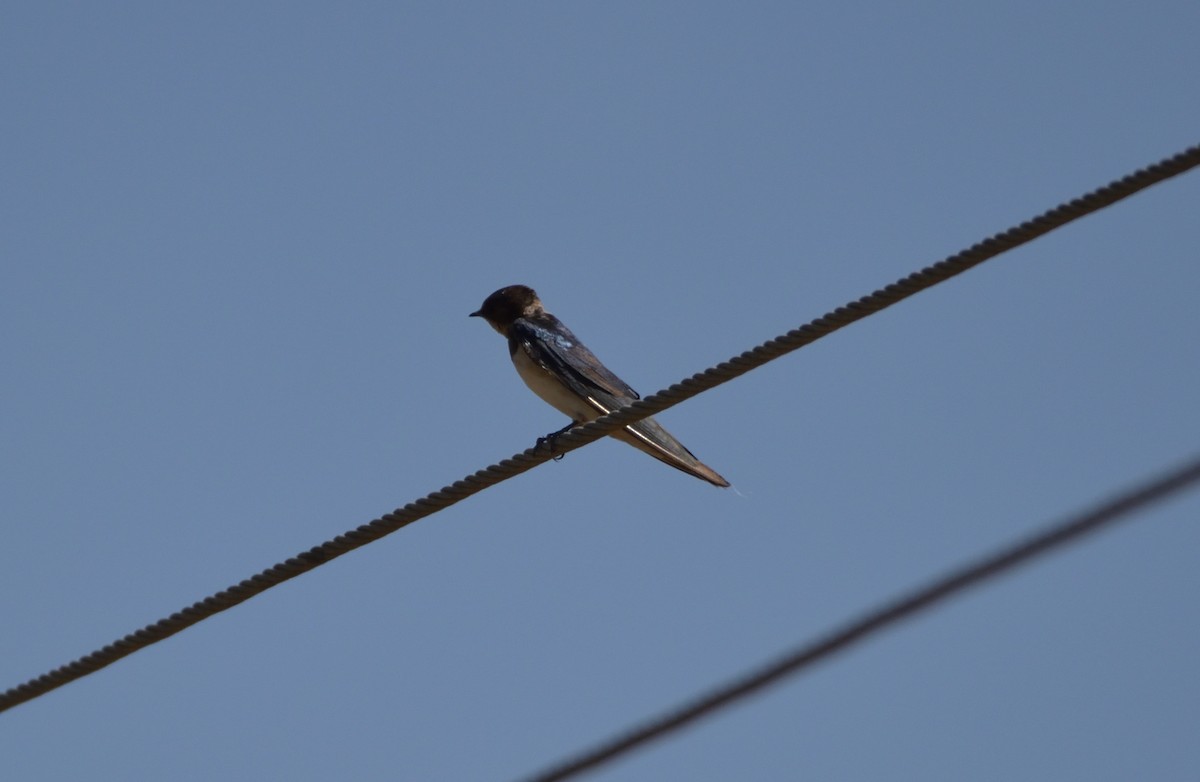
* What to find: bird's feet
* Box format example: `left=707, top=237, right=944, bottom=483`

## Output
left=536, top=421, right=578, bottom=461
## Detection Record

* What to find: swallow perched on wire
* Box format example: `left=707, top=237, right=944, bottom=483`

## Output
left=471, top=285, right=730, bottom=487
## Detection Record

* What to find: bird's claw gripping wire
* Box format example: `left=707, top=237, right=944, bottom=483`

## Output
left=536, top=422, right=578, bottom=461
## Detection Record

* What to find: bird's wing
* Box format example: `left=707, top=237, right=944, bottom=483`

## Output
left=510, top=318, right=730, bottom=487
left=509, top=318, right=638, bottom=412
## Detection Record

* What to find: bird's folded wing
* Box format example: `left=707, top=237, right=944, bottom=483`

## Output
left=510, top=319, right=638, bottom=414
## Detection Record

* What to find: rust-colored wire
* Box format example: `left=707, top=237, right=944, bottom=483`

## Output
left=1, top=143, right=1197, bottom=715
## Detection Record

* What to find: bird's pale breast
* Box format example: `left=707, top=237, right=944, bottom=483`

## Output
left=511, top=346, right=599, bottom=423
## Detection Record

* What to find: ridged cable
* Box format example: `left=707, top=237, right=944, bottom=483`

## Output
left=549, top=143, right=1200, bottom=447
left=1, top=143, right=1197, bottom=715
left=519, top=453, right=1200, bottom=782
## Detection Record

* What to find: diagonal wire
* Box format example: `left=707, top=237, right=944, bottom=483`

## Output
left=1, top=143, right=1197, bottom=715
left=517, top=453, right=1200, bottom=782
left=547, top=147, right=1200, bottom=455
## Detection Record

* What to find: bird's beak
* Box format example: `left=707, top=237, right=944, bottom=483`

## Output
left=469, top=310, right=482, bottom=318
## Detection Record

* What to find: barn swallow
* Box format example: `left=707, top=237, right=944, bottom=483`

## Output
left=471, top=285, right=730, bottom=487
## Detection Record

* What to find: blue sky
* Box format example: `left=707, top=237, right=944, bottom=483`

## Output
left=3, top=3, right=1198, bottom=780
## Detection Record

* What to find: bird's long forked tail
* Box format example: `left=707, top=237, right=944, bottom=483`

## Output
left=613, top=416, right=731, bottom=487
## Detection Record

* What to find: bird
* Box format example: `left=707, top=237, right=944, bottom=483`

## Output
left=470, top=284, right=730, bottom=487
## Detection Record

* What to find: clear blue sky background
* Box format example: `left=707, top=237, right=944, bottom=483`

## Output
left=3, top=3, right=1198, bottom=780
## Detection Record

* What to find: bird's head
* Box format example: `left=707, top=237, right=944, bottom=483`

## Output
left=470, top=285, right=544, bottom=335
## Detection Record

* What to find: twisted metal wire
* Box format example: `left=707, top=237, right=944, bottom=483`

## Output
left=1, top=143, right=1197, bottom=715
left=519, top=453, right=1200, bottom=782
